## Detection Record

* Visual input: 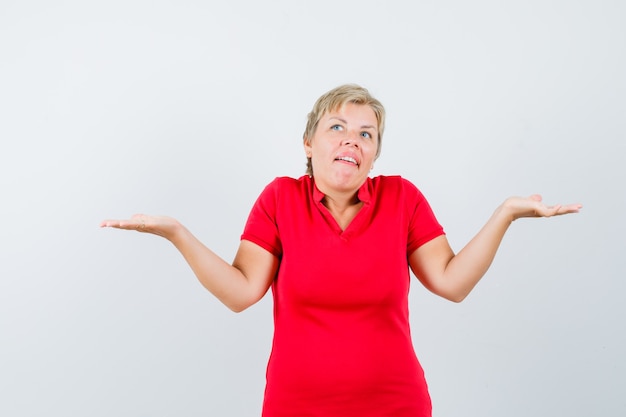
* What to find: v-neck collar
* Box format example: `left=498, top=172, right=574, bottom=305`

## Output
left=311, top=177, right=372, bottom=236
left=312, top=177, right=372, bottom=205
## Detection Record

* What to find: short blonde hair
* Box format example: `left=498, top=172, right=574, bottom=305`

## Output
left=303, top=84, right=386, bottom=176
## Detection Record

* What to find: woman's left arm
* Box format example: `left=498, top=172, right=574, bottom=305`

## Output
left=409, top=195, right=582, bottom=302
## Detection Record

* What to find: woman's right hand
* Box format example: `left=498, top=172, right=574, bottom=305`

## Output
left=100, top=214, right=182, bottom=240
left=101, top=213, right=278, bottom=312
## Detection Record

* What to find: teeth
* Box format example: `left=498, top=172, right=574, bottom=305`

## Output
left=336, top=156, right=357, bottom=165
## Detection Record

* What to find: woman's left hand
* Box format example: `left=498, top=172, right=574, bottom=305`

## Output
left=503, top=194, right=582, bottom=221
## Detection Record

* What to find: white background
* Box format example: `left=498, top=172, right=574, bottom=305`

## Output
left=1, top=1, right=624, bottom=416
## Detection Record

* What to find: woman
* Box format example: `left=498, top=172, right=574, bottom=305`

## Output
left=101, top=84, right=581, bottom=416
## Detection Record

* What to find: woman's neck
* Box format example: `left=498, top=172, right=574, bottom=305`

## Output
left=321, top=192, right=363, bottom=231
left=322, top=191, right=360, bottom=213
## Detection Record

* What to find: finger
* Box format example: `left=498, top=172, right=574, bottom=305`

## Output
left=550, top=204, right=562, bottom=216
left=100, top=218, right=143, bottom=230
left=115, top=220, right=139, bottom=230
left=558, top=203, right=583, bottom=214
left=100, top=219, right=125, bottom=228
left=137, top=215, right=146, bottom=231
left=545, top=203, right=583, bottom=217
left=129, top=214, right=147, bottom=230
left=534, top=204, right=559, bottom=217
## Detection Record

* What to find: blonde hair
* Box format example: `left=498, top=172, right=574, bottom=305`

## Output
left=303, top=84, right=386, bottom=176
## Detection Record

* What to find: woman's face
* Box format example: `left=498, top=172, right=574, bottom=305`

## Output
left=304, top=102, right=379, bottom=196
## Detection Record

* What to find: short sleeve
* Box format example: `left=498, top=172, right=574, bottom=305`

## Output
left=403, top=179, right=445, bottom=255
left=241, top=178, right=283, bottom=258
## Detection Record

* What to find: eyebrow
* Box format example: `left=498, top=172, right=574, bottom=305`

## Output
left=328, top=117, right=377, bottom=131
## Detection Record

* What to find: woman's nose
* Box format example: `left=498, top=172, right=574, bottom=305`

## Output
left=342, top=131, right=360, bottom=146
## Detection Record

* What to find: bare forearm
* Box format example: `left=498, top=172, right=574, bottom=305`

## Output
left=411, top=195, right=580, bottom=303
left=167, top=224, right=256, bottom=312
left=442, top=205, right=513, bottom=301
left=101, top=214, right=275, bottom=312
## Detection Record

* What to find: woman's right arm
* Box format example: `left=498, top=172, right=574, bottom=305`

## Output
left=101, top=214, right=279, bottom=312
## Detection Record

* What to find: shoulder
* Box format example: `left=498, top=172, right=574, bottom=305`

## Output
left=255, top=175, right=312, bottom=209
left=370, top=175, right=425, bottom=199
left=370, top=175, right=416, bottom=187
left=263, top=175, right=311, bottom=194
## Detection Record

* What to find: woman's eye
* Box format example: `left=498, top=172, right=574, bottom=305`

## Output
left=331, top=125, right=342, bottom=131
left=361, top=132, right=372, bottom=139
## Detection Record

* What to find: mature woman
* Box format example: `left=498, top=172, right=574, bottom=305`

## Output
left=101, top=84, right=581, bottom=416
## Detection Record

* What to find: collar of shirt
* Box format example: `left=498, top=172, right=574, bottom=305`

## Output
left=310, top=176, right=372, bottom=205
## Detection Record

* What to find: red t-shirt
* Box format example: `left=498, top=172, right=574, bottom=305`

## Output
left=241, top=175, right=444, bottom=417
